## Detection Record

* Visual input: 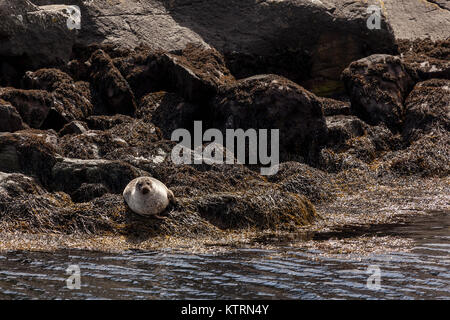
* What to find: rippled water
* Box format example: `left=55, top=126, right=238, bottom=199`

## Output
left=0, top=212, right=448, bottom=300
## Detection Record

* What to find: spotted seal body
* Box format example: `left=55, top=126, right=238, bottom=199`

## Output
left=123, top=177, right=175, bottom=218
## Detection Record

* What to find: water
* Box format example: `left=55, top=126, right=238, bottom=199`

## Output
left=0, top=212, right=448, bottom=299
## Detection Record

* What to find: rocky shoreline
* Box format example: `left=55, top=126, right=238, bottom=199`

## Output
left=0, top=0, right=449, bottom=251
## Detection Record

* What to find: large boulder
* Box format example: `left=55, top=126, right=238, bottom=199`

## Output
left=0, top=0, right=77, bottom=68
left=342, top=54, right=415, bottom=130
left=211, top=74, right=328, bottom=160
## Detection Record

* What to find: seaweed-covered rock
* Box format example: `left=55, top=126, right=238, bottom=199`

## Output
left=89, top=50, right=137, bottom=116
left=0, top=88, right=53, bottom=129
left=212, top=74, right=328, bottom=160
left=0, top=99, right=27, bottom=132
left=185, top=187, right=317, bottom=230
left=268, top=161, right=336, bottom=203
left=403, top=79, right=450, bottom=142
left=50, top=158, right=147, bottom=196
left=320, top=97, right=351, bottom=116
left=342, top=54, right=415, bottom=130
left=138, top=91, right=198, bottom=139
left=58, top=120, right=88, bottom=136
left=398, top=38, right=450, bottom=80
left=157, top=43, right=235, bottom=102
left=388, top=128, right=450, bottom=177
left=326, top=115, right=367, bottom=147
left=0, top=130, right=59, bottom=186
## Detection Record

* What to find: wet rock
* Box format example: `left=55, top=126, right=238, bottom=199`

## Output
left=212, top=74, right=328, bottom=161
left=0, top=99, right=27, bottom=132
left=89, top=50, right=137, bottom=116
left=342, top=54, right=415, bottom=130
left=403, top=79, right=450, bottom=142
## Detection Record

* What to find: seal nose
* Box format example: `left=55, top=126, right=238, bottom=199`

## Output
left=142, top=187, right=150, bottom=194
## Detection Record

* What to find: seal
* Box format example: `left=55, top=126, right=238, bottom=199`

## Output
left=123, top=177, right=175, bottom=219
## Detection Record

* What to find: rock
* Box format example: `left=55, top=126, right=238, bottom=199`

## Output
left=138, top=91, right=199, bottom=139
left=381, top=0, right=450, bottom=41
left=320, top=97, right=351, bottom=116
left=342, top=54, right=415, bottom=130
left=403, top=79, right=450, bottom=142
left=22, top=68, right=94, bottom=121
left=211, top=74, right=328, bottom=161
left=50, top=158, right=147, bottom=196
left=0, top=99, right=27, bottom=132
left=267, top=162, right=336, bottom=203
left=388, top=128, right=450, bottom=177
left=58, top=120, right=88, bottom=136
left=0, top=88, right=53, bottom=128
left=0, top=130, right=59, bottom=186
left=0, top=172, right=45, bottom=201
left=326, top=115, right=367, bottom=147
left=186, top=187, right=317, bottom=230
left=0, top=0, right=76, bottom=68
left=89, top=49, right=137, bottom=116
left=157, top=43, right=235, bottom=102
left=399, top=38, right=450, bottom=81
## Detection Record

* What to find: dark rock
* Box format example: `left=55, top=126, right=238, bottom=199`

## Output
left=399, top=38, right=450, bottom=81
left=50, top=158, right=147, bottom=195
left=58, top=120, right=88, bottom=136
left=326, top=115, right=367, bottom=147
left=0, top=88, right=53, bottom=128
left=403, top=79, right=450, bottom=142
left=320, top=97, right=351, bottom=116
left=342, top=54, right=415, bottom=130
left=71, top=183, right=109, bottom=203
left=267, top=162, right=336, bottom=203
left=157, top=43, right=235, bottom=102
left=89, top=49, right=137, bottom=116
left=0, top=130, right=59, bottom=186
left=138, top=91, right=199, bottom=139
left=0, top=99, right=27, bottom=132
left=186, top=187, right=317, bottom=230
left=0, top=0, right=76, bottom=68
left=388, top=128, right=450, bottom=177
left=212, top=74, right=328, bottom=161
